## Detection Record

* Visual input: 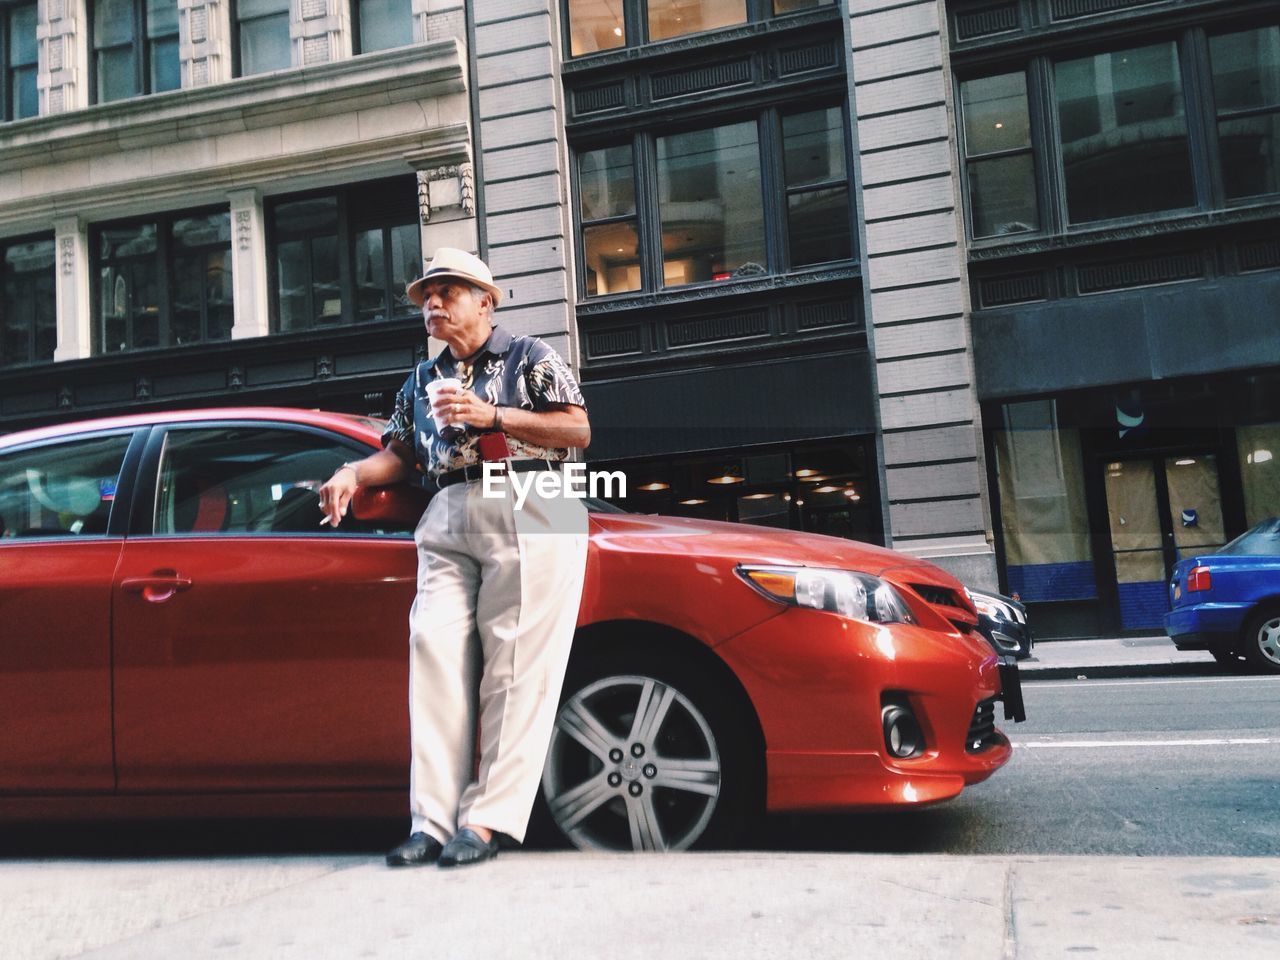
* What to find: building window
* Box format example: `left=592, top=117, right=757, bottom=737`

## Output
left=568, top=0, right=626, bottom=56
left=95, top=210, right=234, bottom=354
left=960, top=72, right=1039, bottom=237
left=579, top=145, right=640, bottom=295
left=577, top=106, right=852, bottom=298
left=782, top=106, right=852, bottom=265
left=1, top=236, right=55, bottom=368
left=2, top=2, right=37, bottom=121
left=1210, top=25, right=1280, bottom=201
left=593, top=438, right=881, bottom=543
left=1055, top=43, right=1194, bottom=224
left=353, top=0, right=413, bottom=54
left=648, top=0, right=744, bottom=43
left=236, top=0, right=292, bottom=76
left=269, top=177, right=422, bottom=332
left=565, top=0, right=827, bottom=58
left=993, top=400, right=1097, bottom=603
left=91, top=0, right=180, bottom=103
left=957, top=22, right=1280, bottom=239
left=657, top=121, right=765, bottom=286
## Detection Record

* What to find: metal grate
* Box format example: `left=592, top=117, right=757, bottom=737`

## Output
left=652, top=59, right=751, bottom=100
left=967, top=697, right=999, bottom=752
left=954, top=3, right=1020, bottom=41
left=667, top=311, right=769, bottom=348
left=797, top=300, right=855, bottom=330
left=574, top=83, right=626, bottom=115
left=1050, top=0, right=1162, bottom=21
left=1239, top=238, right=1280, bottom=273
left=1076, top=251, right=1203, bottom=294
left=778, top=41, right=838, bottom=76
left=587, top=327, right=642, bottom=358
left=980, top=272, right=1045, bottom=307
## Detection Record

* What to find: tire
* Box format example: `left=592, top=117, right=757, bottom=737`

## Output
left=534, top=647, right=760, bottom=852
left=1240, top=607, right=1280, bottom=675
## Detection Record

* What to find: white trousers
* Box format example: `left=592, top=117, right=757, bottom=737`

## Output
left=407, top=472, right=588, bottom=844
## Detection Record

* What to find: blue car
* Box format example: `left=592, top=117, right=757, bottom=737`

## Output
left=1165, top=517, right=1280, bottom=673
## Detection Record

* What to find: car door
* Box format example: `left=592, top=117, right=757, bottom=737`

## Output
left=0, top=429, right=143, bottom=793
left=112, top=421, right=418, bottom=793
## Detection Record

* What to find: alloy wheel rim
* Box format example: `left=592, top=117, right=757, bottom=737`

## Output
left=1257, top=617, right=1280, bottom=666
left=543, top=675, right=722, bottom=852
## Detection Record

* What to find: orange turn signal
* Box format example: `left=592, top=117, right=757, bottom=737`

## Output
left=744, top=569, right=796, bottom=602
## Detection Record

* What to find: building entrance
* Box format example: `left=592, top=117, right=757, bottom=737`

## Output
left=1102, top=453, right=1228, bottom=630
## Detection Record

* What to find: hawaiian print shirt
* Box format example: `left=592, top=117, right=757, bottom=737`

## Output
left=381, top=325, right=587, bottom=479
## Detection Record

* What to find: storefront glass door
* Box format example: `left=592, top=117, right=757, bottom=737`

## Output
left=1103, top=454, right=1226, bottom=630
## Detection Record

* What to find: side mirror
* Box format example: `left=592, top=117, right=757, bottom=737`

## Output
left=351, top=483, right=430, bottom=526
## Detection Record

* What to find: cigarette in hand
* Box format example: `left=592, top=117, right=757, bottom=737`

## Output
left=319, top=516, right=332, bottom=526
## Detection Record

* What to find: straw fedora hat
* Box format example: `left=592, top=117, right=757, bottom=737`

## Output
left=406, top=248, right=504, bottom=308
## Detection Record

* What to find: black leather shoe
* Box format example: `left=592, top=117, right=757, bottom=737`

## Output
left=386, top=832, right=443, bottom=867
left=437, top=828, right=500, bottom=868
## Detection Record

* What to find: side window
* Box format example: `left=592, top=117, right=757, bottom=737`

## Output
left=152, top=426, right=414, bottom=537
left=0, top=434, right=132, bottom=538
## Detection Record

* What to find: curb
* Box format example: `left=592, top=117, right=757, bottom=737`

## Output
left=1021, top=662, right=1224, bottom=682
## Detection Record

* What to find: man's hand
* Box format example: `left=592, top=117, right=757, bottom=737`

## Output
left=317, top=444, right=415, bottom=526
left=318, top=465, right=359, bottom=527
left=431, top=385, right=497, bottom=431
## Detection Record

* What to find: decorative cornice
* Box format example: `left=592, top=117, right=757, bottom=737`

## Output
left=0, top=124, right=470, bottom=232
left=967, top=203, right=1280, bottom=262
left=575, top=266, right=860, bottom=318
left=0, top=41, right=466, bottom=172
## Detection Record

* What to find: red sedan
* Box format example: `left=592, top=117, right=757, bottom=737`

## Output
left=0, top=408, right=1022, bottom=851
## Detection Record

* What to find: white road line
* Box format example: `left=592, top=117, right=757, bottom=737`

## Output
left=1030, top=675, right=1280, bottom=690
left=1012, top=737, right=1280, bottom=749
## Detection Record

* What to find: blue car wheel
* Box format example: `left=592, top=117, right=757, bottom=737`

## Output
left=1242, top=606, right=1280, bottom=675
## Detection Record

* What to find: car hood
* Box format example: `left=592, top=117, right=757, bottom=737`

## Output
left=590, top=512, right=966, bottom=586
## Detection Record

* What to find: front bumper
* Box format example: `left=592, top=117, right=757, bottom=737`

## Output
left=717, top=608, right=1018, bottom=814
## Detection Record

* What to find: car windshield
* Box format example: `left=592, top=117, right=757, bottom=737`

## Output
left=1218, top=517, right=1280, bottom=556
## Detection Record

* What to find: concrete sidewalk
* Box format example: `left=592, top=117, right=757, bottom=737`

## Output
left=1019, top=634, right=1216, bottom=680
left=4, top=852, right=1278, bottom=959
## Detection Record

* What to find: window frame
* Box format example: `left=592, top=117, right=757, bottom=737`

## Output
left=0, top=427, right=148, bottom=541
left=351, top=0, right=414, bottom=56
left=954, top=17, right=1280, bottom=245
left=1205, top=21, right=1280, bottom=204
left=1, top=0, right=37, bottom=122
left=87, top=0, right=181, bottom=104
left=0, top=232, right=56, bottom=369
left=231, top=0, right=294, bottom=78
left=561, top=0, right=826, bottom=60
left=91, top=206, right=235, bottom=356
left=571, top=98, right=856, bottom=302
left=265, top=177, right=423, bottom=334
left=136, top=421, right=413, bottom=539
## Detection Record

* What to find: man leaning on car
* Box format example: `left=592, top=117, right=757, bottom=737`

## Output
left=318, top=248, right=591, bottom=868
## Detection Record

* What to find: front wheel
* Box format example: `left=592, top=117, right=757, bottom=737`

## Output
left=1240, top=607, right=1280, bottom=675
left=538, top=652, right=758, bottom=851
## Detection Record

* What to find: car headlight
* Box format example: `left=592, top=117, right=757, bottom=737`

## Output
left=972, top=595, right=1005, bottom=620
left=737, top=565, right=915, bottom=625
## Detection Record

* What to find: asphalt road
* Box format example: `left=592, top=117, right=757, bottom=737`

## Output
left=4, top=674, right=1278, bottom=860
left=772, top=673, right=1280, bottom=857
